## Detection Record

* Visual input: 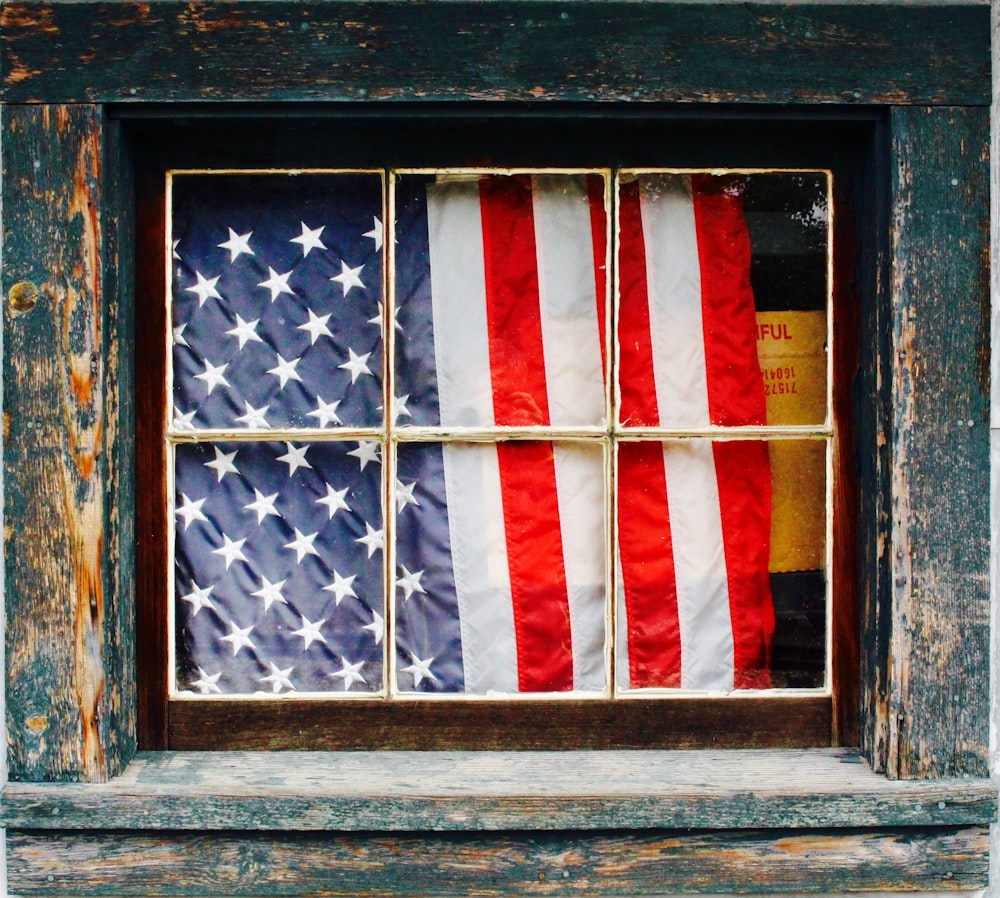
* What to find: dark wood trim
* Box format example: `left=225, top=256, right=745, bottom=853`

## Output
left=0, top=2, right=990, bottom=107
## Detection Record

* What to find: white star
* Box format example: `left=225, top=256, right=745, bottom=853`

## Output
left=180, top=581, right=215, bottom=617
left=307, top=395, right=342, bottom=428
left=402, top=653, right=438, bottom=688
left=267, top=354, right=303, bottom=389
left=323, top=570, right=357, bottom=605
left=277, top=442, right=312, bottom=476
left=316, top=483, right=351, bottom=519
left=172, top=239, right=182, bottom=261
left=393, top=394, right=412, bottom=420
left=291, top=614, right=327, bottom=650
left=395, top=565, right=427, bottom=602
left=284, top=527, right=320, bottom=563
left=395, top=479, right=420, bottom=513
left=219, top=620, right=255, bottom=656
left=218, top=227, right=254, bottom=262
left=363, top=609, right=384, bottom=645
left=258, top=266, right=295, bottom=302
left=368, top=301, right=402, bottom=331
left=173, top=323, right=189, bottom=346
left=331, top=657, right=367, bottom=691
left=226, top=314, right=263, bottom=348
left=338, top=348, right=373, bottom=383
left=297, top=308, right=334, bottom=344
left=259, top=661, right=295, bottom=693
left=347, top=440, right=380, bottom=470
left=212, top=533, right=248, bottom=569
left=204, top=446, right=239, bottom=481
left=176, top=493, right=209, bottom=530
left=172, top=407, right=197, bottom=431
left=356, top=523, right=384, bottom=559
left=185, top=271, right=223, bottom=307
left=194, top=358, right=229, bottom=395
left=191, top=666, right=223, bottom=695
left=235, top=400, right=271, bottom=429
left=290, top=221, right=326, bottom=256
left=330, top=260, right=365, bottom=296
left=244, top=488, right=280, bottom=524
left=251, top=576, right=287, bottom=612
left=363, top=216, right=383, bottom=252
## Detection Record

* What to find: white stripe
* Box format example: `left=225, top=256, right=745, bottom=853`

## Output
left=639, top=174, right=711, bottom=427
left=552, top=442, right=607, bottom=692
left=442, top=443, right=519, bottom=694
left=662, top=441, right=734, bottom=691
left=614, top=554, right=631, bottom=691
left=426, top=179, right=495, bottom=426
left=532, top=175, right=605, bottom=426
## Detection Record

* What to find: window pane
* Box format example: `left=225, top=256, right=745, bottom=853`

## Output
left=616, top=171, right=829, bottom=429
left=170, top=172, right=385, bottom=431
left=615, top=439, right=826, bottom=691
left=173, top=440, right=385, bottom=696
left=394, top=441, right=608, bottom=694
left=393, top=172, right=608, bottom=428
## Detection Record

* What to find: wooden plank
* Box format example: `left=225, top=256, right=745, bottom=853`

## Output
left=1, top=750, right=995, bottom=833
left=887, top=108, right=991, bottom=778
left=2, top=104, right=134, bottom=782
left=6, top=826, right=990, bottom=895
left=0, top=2, right=990, bottom=106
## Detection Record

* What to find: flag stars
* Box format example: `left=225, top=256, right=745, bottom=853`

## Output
left=291, top=614, right=327, bottom=650
left=395, top=479, right=420, bottom=513
left=185, top=271, right=223, bottom=307
left=173, top=323, right=189, bottom=346
left=218, top=227, right=254, bottom=262
left=368, top=301, right=402, bottom=331
left=331, top=260, right=365, bottom=296
left=291, top=221, right=326, bottom=257
left=252, top=576, right=288, bottom=612
left=226, top=314, right=263, bottom=348
left=307, top=395, right=342, bottom=428
left=402, top=653, right=438, bottom=689
left=204, top=446, right=239, bottom=481
left=180, top=581, right=215, bottom=617
left=323, top=570, right=357, bottom=606
left=220, top=620, right=255, bottom=656
left=363, top=216, right=383, bottom=252
left=298, top=309, right=334, bottom=344
left=363, top=609, right=384, bottom=645
left=356, top=523, right=384, bottom=559
left=348, top=440, right=380, bottom=470
left=244, top=488, right=280, bottom=524
left=172, top=407, right=197, bottom=431
left=235, top=400, right=271, bottom=429
left=331, top=657, right=367, bottom=691
left=277, top=442, right=312, bottom=476
left=338, top=348, right=373, bottom=384
left=316, top=483, right=350, bottom=520
left=396, top=566, right=426, bottom=602
left=260, top=661, right=295, bottom=693
left=191, top=667, right=223, bottom=695
left=258, top=266, right=295, bottom=302
left=284, top=527, right=320, bottom=563
left=212, top=534, right=249, bottom=569
left=194, top=358, right=230, bottom=395
left=267, top=354, right=303, bottom=389
left=176, top=493, right=209, bottom=530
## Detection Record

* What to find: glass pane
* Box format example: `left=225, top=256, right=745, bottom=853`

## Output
left=394, top=172, right=608, bottom=428
left=394, top=441, right=607, bottom=694
left=173, top=440, right=384, bottom=696
left=615, top=439, right=826, bottom=691
left=616, top=171, right=829, bottom=428
left=170, top=172, right=384, bottom=431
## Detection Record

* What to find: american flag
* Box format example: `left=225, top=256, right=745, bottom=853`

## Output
left=170, top=169, right=777, bottom=697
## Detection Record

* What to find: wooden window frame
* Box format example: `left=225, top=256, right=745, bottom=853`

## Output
left=0, top=3, right=994, bottom=895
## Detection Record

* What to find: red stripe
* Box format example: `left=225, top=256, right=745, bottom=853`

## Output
left=479, top=175, right=550, bottom=426
left=617, top=441, right=681, bottom=687
left=497, top=441, right=575, bottom=692
left=692, top=175, right=767, bottom=427
left=616, top=180, right=660, bottom=426
left=587, top=174, right=608, bottom=379
left=713, top=441, right=774, bottom=688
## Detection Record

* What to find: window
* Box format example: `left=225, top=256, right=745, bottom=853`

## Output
left=134, top=117, right=858, bottom=749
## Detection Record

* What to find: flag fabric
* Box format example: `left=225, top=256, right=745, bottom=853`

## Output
left=616, top=173, right=774, bottom=690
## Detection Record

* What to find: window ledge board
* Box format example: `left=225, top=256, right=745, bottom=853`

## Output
left=2, top=749, right=995, bottom=833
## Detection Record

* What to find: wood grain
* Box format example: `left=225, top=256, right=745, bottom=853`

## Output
left=6, top=826, right=990, bottom=895
left=0, top=2, right=990, bottom=106
left=887, top=108, right=991, bottom=778
left=2, top=104, right=134, bottom=782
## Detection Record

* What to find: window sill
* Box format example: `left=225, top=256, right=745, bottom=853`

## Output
left=2, top=748, right=994, bottom=832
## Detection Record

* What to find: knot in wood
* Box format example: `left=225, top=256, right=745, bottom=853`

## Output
left=7, top=280, right=39, bottom=315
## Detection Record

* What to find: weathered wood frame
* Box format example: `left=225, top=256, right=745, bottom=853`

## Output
left=0, top=2, right=992, bottom=895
